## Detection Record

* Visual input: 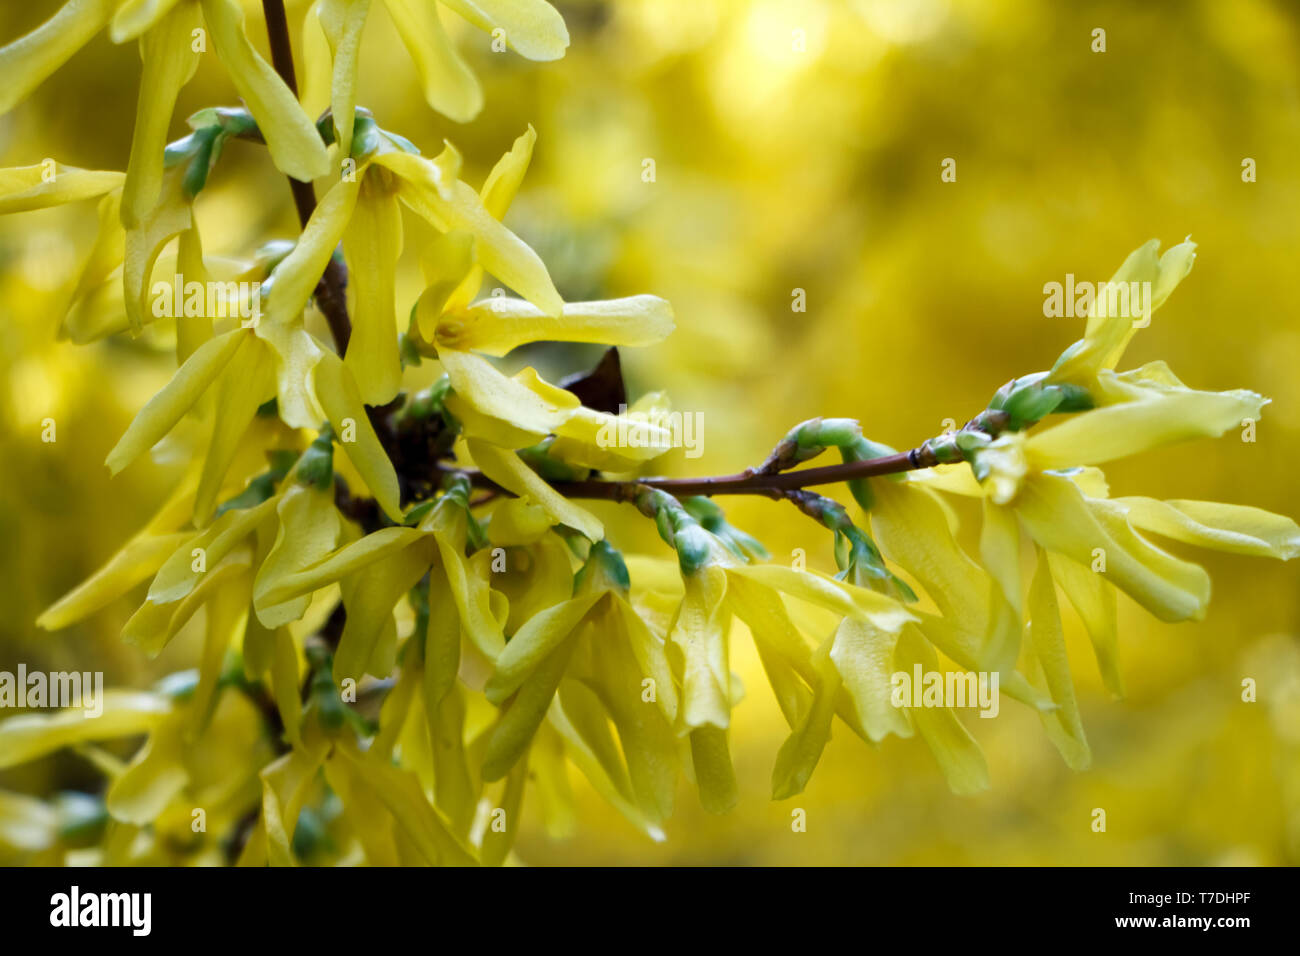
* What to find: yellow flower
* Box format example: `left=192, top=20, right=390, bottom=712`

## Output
left=303, top=0, right=569, bottom=129
left=0, top=0, right=330, bottom=194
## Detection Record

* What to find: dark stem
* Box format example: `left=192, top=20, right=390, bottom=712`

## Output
left=261, top=0, right=352, bottom=353
left=453, top=447, right=930, bottom=503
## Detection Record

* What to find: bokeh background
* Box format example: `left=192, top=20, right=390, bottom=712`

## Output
left=2, top=0, right=1299, bottom=864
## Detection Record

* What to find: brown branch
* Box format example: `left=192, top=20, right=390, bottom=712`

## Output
left=451, top=446, right=933, bottom=504
left=261, top=0, right=352, bottom=354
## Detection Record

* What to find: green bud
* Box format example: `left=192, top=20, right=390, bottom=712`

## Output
left=54, top=792, right=108, bottom=848
left=575, top=539, right=631, bottom=595
left=294, top=427, right=335, bottom=490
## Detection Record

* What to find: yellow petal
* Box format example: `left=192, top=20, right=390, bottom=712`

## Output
left=257, top=526, right=424, bottom=606
left=260, top=741, right=329, bottom=866
left=254, top=321, right=327, bottom=429
left=1050, top=238, right=1197, bottom=382
left=546, top=694, right=663, bottom=840
left=104, top=720, right=188, bottom=824
left=1047, top=552, right=1122, bottom=698
left=687, top=725, right=737, bottom=813
left=376, top=150, right=562, bottom=315
left=481, top=125, right=535, bottom=218
left=727, top=563, right=914, bottom=634
left=37, top=531, right=188, bottom=630
left=485, top=593, right=604, bottom=703
left=381, top=0, right=482, bottom=122
left=437, top=294, right=674, bottom=357
left=335, top=536, right=436, bottom=683
left=343, top=172, right=403, bottom=404
left=1016, top=473, right=1210, bottom=622
left=442, top=350, right=578, bottom=435
left=121, top=1, right=201, bottom=227
left=0, top=0, right=116, bottom=114
left=194, top=335, right=278, bottom=524
left=770, top=637, right=840, bottom=799
left=441, top=0, right=570, bottom=61
left=467, top=438, right=602, bottom=541
left=312, top=349, right=402, bottom=520
left=200, top=0, right=330, bottom=182
left=0, top=163, right=124, bottom=213
left=669, top=567, right=731, bottom=731
left=479, top=748, right=527, bottom=865
left=895, top=627, right=990, bottom=795
left=482, top=635, right=576, bottom=781
left=253, top=483, right=342, bottom=627
left=261, top=177, right=361, bottom=327
left=1114, top=497, right=1300, bottom=560
left=148, top=497, right=276, bottom=604
left=829, top=618, right=912, bottom=743
left=105, top=328, right=246, bottom=475
left=124, top=164, right=192, bottom=331
left=1026, top=387, right=1266, bottom=469
left=0, top=692, right=172, bottom=770
left=110, top=0, right=185, bottom=42
left=187, top=572, right=249, bottom=736
left=1027, top=548, right=1090, bottom=770
left=316, top=0, right=369, bottom=158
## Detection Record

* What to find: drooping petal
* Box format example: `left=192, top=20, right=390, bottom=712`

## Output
left=261, top=177, right=361, bottom=327
left=105, top=328, right=246, bottom=475
left=670, top=567, right=731, bottom=731
left=335, top=536, right=436, bottom=682
left=343, top=171, right=403, bottom=404
left=200, top=0, right=330, bottom=182
left=1016, top=473, right=1211, bottom=622
left=687, top=725, right=737, bottom=814
left=110, top=0, right=185, bottom=42
left=253, top=483, right=342, bottom=627
left=770, top=636, right=840, bottom=799
left=381, top=0, right=482, bottom=122
left=1026, top=548, right=1090, bottom=770
left=312, top=349, right=402, bottom=520
left=437, top=295, right=674, bottom=357
left=0, top=692, right=173, bottom=770
left=254, top=321, right=327, bottom=429
left=1114, top=497, right=1300, bottom=560
left=316, top=0, right=370, bottom=158
left=895, top=627, right=990, bottom=795
left=727, top=563, right=914, bottom=634
left=1026, top=387, right=1266, bottom=470
left=468, top=438, right=602, bottom=541
left=148, top=496, right=276, bottom=604
left=441, top=0, right=570, bottom=61
left=0, top=0, right=116, bottom=114
left=1047, top=552, right=1122, bottom=698
left=376, top=149, right=562, bottom=315
left=482, top=632, right=576, bottom=781
left=485, top=593, right=604, bottom=703
left=123, top=164, right=192, bottom=331
left=194, top=335, right=278, bottom=524
left=121, top=0, right=201, bottom=227
left=0, top=163, right=124, bottom=213
left=829, top=618, right=912, bottom=743
left=37, top=531, right=188, bottom=630
left=257, top=526, right=424, bottom=607
left=441, top=350, right=579, bottom=435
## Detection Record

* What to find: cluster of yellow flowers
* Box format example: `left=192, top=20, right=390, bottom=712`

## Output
left=1, top=1, right=1296, bottom=865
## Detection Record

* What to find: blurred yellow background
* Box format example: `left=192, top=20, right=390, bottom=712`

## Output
left=2, top=0, right=1298, bottom=864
